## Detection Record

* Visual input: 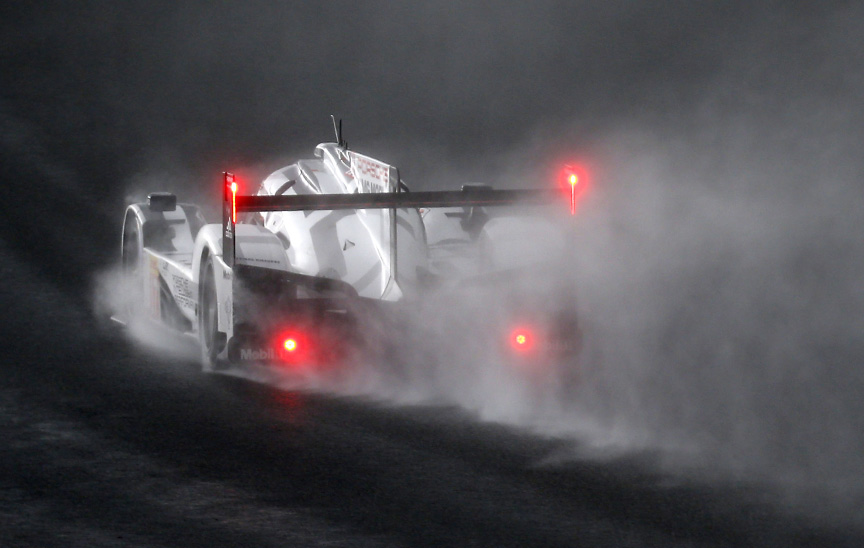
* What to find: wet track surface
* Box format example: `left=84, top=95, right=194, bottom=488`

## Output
left=3, top=357, right=863, bottom=547
left=1, top=255, right=861, bottom=547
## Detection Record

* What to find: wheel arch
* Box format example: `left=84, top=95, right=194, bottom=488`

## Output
left=191, top=224, right=224, bottom=286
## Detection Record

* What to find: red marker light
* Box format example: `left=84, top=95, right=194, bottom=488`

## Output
left=231, top=181, right=237, bottom=223
left=283, top=338, right=298, bottom=352
left=568, top=173, right=579, bottom=215
left=557, top=164, right=589, bottom=215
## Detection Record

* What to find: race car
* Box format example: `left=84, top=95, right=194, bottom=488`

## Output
left=119, top=130, right=584, bottom=379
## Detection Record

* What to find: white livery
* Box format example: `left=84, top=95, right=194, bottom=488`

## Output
left=120, top=140, right=581, bottom=373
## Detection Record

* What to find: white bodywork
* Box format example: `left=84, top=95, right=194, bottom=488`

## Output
left=253, top=144, right=425, bottom=301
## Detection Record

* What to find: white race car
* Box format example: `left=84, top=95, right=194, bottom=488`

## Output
left=120, top=131, right=582, bottom=378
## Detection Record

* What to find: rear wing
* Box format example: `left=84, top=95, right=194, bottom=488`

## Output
left=221, top=172, right=564, bottom=268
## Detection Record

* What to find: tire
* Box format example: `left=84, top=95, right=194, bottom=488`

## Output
left=121, top=213, right=144, bottom=321
left=199, top=256, right=226, bottom=371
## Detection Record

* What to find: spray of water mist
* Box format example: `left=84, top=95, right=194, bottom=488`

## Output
left=298, top=112, right=864, bottom=523
left=557, top=119, right=864, bottom=511
left=75, top=1, right=864, bottom=524
left=96, top=110, right=864, bottom=528
left=92, top=265, right=200, bottom=363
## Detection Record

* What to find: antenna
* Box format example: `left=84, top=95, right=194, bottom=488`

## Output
left=330, top=115, right=346, bottom=148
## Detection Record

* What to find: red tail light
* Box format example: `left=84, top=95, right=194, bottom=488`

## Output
left=568, top=173, right=579, bottom=215
left=275, top=330, right=310, bottom=363
left=231, top=181, right=237, bottom=223
left=509, top=327, right=536, bottom=352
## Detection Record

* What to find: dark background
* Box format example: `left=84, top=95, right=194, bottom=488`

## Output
left=3, top=1, right=861, bottom=262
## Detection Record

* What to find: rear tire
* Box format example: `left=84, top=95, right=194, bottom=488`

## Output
left=199, top=257, right=226, bottom=371
left=121, top=213, right=144, bottom=321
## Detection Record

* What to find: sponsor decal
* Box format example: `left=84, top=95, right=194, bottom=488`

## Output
left=171, top=275, right=193, bottom=299
left=238, top=256, right=280, bottom=264
left=240, top=348, right=275, bottom=361
left=348, top=151, right=393, bottom=193
left=546, top=339, right=580, bottom=354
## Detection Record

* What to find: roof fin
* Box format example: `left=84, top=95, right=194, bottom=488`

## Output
left=331, top=115, right=347, bottom=149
